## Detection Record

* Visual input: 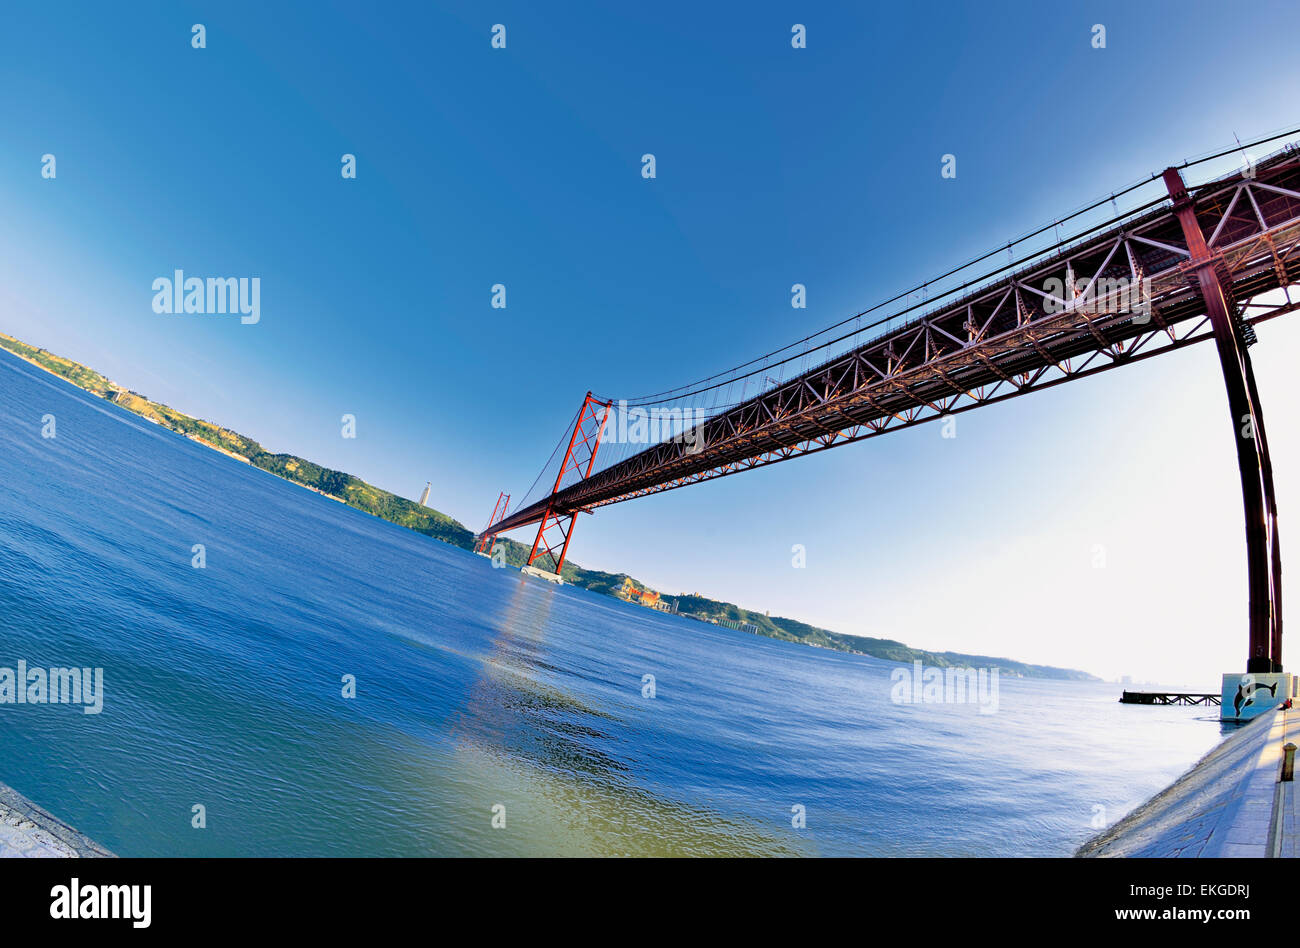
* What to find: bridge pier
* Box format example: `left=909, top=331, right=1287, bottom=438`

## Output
left=1163, top=168, right=1283, bottom=684
left=523, top=392, right=611, bottom=576
left=474, top=491, right=510, bottom=556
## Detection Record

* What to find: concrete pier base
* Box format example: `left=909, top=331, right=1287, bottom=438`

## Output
left=520, top=565, right=563, bottom=584
left=1221, top=671, right=1294, bottom=722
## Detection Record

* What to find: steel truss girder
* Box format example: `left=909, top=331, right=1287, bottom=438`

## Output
left=580, top=300, right=1299, bottom=509
left=486, top=147, right=1300, bottom=549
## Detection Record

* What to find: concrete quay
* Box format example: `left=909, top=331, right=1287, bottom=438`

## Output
left=0, top=782, right=113, bottom=858
left=1079, top=705, right=1299, bottom=857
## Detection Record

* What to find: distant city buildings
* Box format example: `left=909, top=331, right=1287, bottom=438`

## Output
left=716, top=617, right=761, bottom=634
left=418, top=481, right=431, bottom=506
left=616, top=578, right=679, bottom=613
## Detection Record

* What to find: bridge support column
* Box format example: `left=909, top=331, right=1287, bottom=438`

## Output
left=525, top=392, right=611, bottom=576
left=1164, top=168, right=1282, bottom=673
left=475, top=492, right=510, bottom=555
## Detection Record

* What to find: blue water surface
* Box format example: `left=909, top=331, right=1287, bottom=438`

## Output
left=0, top=348, right=1223, bottom=856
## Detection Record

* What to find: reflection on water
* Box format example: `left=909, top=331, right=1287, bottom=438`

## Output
left=0, top=349, right=1224, bottom=856
left=448, top=576, right=806, bottom=856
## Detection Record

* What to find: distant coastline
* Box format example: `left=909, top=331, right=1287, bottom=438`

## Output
left=0, top=330, right=1098, bottom=681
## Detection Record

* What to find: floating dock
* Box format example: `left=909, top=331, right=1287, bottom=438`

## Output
left=1119, top=691, right=1221, bottom=707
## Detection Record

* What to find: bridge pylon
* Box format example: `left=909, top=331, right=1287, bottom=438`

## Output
left=474, top=491, right=509, bottom=555
left=523, top=392, right=612, bottom=578
left=1164, top=167, right=1282, bottom=674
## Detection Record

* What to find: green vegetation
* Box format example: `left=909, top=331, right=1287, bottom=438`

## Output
left=0, top=331, right=474, bottom=551
left=666, top=593, right=1095, bottom=679
left=0, top=330, right=1096, bottom=680
left=0, top=334, right=118, bottom=398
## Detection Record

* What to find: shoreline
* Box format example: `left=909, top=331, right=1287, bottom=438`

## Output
left=1078, top=706, right=1296, bottom=857
left=0, top=335, right=1095, bottom=681
left=0, top=782, right=114, bottom=858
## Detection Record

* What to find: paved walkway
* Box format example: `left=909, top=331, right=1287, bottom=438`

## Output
left=1274, top=711, right=1300, bottom=858
left=0, top=783, right=113, bottom=858
left=1079, top=706, right=1299, bottom=857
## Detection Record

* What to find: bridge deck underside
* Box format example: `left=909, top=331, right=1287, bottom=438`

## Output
left=485, top=151, right=1300, bottom=537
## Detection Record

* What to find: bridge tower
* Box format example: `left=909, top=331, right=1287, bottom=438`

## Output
left=1163, top=167, right=1283, bottom=679
left=523, top=392, right=612, bottom=580
left=474, top=491, right=510, bottom=555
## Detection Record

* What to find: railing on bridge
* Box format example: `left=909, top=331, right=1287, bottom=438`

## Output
left=478, top=136, right=1300, bottom=668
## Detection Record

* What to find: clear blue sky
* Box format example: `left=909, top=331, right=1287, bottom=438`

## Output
left=3, top=0, right=1299, bottom=683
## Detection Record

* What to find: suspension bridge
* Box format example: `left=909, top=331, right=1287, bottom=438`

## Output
left=476, top=133, right=1300, bottom=674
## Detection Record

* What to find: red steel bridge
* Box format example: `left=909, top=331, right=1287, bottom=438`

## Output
left=477, top=135, right=1300, bottom=674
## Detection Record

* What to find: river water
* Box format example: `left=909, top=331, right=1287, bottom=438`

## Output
left=0, top=348, right=1225, bottom=856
